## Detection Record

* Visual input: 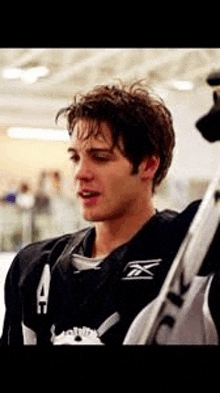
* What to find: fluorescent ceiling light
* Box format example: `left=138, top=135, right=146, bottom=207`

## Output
left=169, top=80, right=194, bottom=91
left=8, top=127, right=69, bottom=142
left=21, top=66, right=49, bottom=84
left=3, top=66, right=49, bottom=84
left=3, top=67, right=22, bottom=79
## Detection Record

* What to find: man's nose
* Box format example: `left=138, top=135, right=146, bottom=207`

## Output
left=74, top=160, right=95, bottom=182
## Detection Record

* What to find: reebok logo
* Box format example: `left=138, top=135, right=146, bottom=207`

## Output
left=122, top=259, right=162, bottom=280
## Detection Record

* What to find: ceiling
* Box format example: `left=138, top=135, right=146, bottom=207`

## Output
left=0, top=48, right=220, bottom=130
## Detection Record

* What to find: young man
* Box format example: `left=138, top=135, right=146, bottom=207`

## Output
left=1, top=83, right=220, bottom=345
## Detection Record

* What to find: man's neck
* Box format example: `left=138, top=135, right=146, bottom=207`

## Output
left=92, top=204, right=156, bottom=259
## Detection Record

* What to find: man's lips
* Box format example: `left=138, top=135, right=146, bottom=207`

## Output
left=78, top=190, right=101, bottom=199
left=77, top=189, right=101, bottom=207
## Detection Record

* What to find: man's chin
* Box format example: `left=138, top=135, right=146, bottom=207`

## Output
left=82, top=212, right=101, bottom=222
left=82, top=211, right=107, bottom=223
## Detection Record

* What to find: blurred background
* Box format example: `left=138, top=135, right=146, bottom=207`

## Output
left=0, top=48, right=220, bottom=330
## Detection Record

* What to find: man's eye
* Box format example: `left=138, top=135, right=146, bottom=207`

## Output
left=93, top=153, right=110, bottom=162
left=70, top=154, right=80, bottom=163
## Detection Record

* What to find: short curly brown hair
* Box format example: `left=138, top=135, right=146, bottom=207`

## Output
left=56, top=82, right=175, bottom=191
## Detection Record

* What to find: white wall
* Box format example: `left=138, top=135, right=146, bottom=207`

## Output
left=164, top=85, right=220, bottom=180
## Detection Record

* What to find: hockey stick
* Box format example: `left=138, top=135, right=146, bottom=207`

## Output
left=124, top=167, right=220, bottom=345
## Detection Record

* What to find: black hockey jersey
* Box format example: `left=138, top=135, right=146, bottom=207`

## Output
left=1, top=200, right=220, bottom=345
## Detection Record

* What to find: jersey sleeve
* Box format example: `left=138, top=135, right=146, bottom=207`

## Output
left=0, top=253, right=24, bottom=345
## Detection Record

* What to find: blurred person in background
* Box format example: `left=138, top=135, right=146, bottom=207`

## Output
left=16, top=182, right=35, bottom=210
left=2, top=181, right=18, bottom=204
left=1, top=82, right=220, bottom=345
left=15, top=182, right=35, bottom=247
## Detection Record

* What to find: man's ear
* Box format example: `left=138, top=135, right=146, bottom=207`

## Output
left=140, top=155, right=160, bottom=181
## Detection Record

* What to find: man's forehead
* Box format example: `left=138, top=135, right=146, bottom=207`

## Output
left=71, top=119, right=114, bottom=147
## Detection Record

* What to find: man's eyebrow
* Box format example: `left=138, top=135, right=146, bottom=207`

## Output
left=67, top=147, right=114, bottom=154
left=67, top=147, right=76, bottom=153
left=88, top=148, right=114, bottom=153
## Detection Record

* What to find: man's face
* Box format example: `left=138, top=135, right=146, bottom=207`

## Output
left=68, top=119, right=148, bottom=223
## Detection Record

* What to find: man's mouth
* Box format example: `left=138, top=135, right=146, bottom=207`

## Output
left=78, top=190, right=101, bottom=207
left=78, top=190, right=101, bottom=199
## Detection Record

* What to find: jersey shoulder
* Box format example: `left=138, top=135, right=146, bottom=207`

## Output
left=9, top=226, right=92, bottom=277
